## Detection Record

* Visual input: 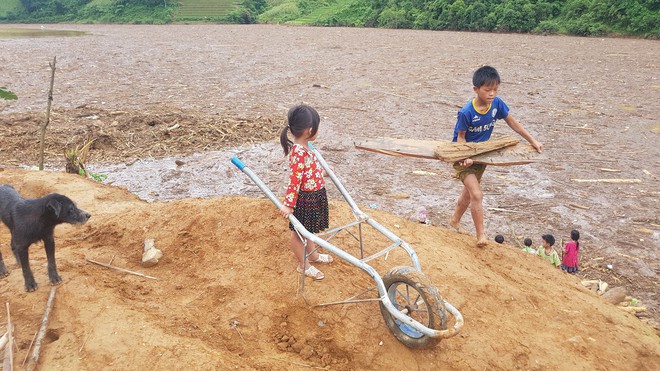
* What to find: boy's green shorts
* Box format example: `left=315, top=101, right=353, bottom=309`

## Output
left=453, top=162, right=487, bottom=182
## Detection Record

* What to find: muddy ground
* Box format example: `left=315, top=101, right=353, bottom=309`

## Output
left=0, top=24, right=658, bottom=370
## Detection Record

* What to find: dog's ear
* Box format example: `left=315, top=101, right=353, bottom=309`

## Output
left=46, top=199, right=62, bottom=218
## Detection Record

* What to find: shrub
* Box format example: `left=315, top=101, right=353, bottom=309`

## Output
left=377, top=8, right=410, bottom=29
left=535, top=19, right=560, bottom=34
left=258, top=2, right=301, bottom=23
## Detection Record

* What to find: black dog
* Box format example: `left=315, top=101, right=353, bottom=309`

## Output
left=0, top=184, right=91, bottom=291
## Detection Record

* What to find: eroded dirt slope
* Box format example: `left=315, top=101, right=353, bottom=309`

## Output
left=0, top=170, right=657, bottom=370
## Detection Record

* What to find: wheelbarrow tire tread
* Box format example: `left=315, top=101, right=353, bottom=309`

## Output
left=379, top=266, right=447, bottom=349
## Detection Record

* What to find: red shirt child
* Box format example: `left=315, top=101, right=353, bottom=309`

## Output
left=561, top=230, right=580, bottom=273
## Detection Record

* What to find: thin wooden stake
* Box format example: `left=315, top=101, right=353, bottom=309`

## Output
left=21, top=331, right=38, bottom=367
left=26, top=287, right=57, bottom=371
left=39, top=56, right=57, bottom=171
left=79, top=333, right=90, bottom=353
left=86, top=258, right=158, bottom=280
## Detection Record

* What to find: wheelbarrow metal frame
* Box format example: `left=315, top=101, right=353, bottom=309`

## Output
left=230, top=143, right=463, bottom=339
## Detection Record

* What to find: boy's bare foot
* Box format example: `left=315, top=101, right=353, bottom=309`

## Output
left=476, top=234, right=489, bottom=247
left=449, top=219, right=470, bottom=235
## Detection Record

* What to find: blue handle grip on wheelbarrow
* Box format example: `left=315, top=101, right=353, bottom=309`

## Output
left=231, top=156, right=245, bottom=170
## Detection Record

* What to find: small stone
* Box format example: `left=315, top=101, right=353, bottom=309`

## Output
left=567, top=336, right=584, bottom=345
left=300, top=345, right=314, bottom=360
left=291, top=341, right=304, bottom=353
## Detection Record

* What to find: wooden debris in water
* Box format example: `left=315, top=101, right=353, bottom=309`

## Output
left=571, top=178, right=641, bottom=184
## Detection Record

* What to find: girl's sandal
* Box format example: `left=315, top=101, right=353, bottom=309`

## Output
left=297, top=265, right=324, bottom=280
left=311, top=253, right=333, bottom=264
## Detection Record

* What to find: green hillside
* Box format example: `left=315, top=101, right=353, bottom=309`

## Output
left=0, top=0, right=656, bottom=38
left=0, top=0, right=22, bottom=17
left=286, top=0, right=354, bottom=26
left=176, top=0, right=242, bottom=20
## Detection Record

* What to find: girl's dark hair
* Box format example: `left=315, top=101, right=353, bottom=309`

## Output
left=571, top=229, right=580, bottom=251
left=279, top=104, right=320, bottom=155
left=473, top=65, right=501, bottom=88
left=523, top=238, right=532, bottom=247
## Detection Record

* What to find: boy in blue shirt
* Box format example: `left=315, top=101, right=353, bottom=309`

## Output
left=449, top=66, right=543, bottom=247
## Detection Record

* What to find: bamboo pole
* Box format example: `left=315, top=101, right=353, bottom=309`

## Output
left=0, top=332, right=7, bottom=351
left=3, top=303, right=13, bottom=371
left=26, top=287, right=57, bottom=371
left=39, top=56, right=57, bottom=170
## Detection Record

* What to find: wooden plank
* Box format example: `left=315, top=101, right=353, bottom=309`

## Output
left=354, top=137, right=540, bottom=166
left=471, top=144, right=540, bottom=165
left=354, top=138, right=439, bottom=159
left=434, top=135, right=520, bottom=162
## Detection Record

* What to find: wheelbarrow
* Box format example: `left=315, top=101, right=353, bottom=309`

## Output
left=230, top=143, right=463, bottom=349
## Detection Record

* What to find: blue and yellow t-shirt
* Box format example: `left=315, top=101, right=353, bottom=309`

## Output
left=452, top=97, right=509, bottom=142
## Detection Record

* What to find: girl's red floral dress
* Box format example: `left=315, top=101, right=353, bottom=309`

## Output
left=283, top=144, right=329, bottom=233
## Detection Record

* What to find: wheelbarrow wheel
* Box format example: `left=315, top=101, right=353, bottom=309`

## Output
left=379, top=266, right=447, bottom=349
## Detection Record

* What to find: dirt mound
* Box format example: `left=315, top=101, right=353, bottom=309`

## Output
left=0, top=170, right=657, bottom=370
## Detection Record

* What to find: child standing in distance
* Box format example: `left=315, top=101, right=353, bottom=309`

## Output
left=521, top=238, right=536, bottom=254
left=449, top=66, right=543, bottom=247
left=537, top=234, right=561, bottom=268
left=561, top=229, right=581, bottom=273
left=279, top=104, right=334, bottom=281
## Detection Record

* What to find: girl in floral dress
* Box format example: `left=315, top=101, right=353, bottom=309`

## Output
left=278, top=104, right=333, bottom=280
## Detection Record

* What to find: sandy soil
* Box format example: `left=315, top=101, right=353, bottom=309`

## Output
left=0, top=24, right=659, bottom=370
